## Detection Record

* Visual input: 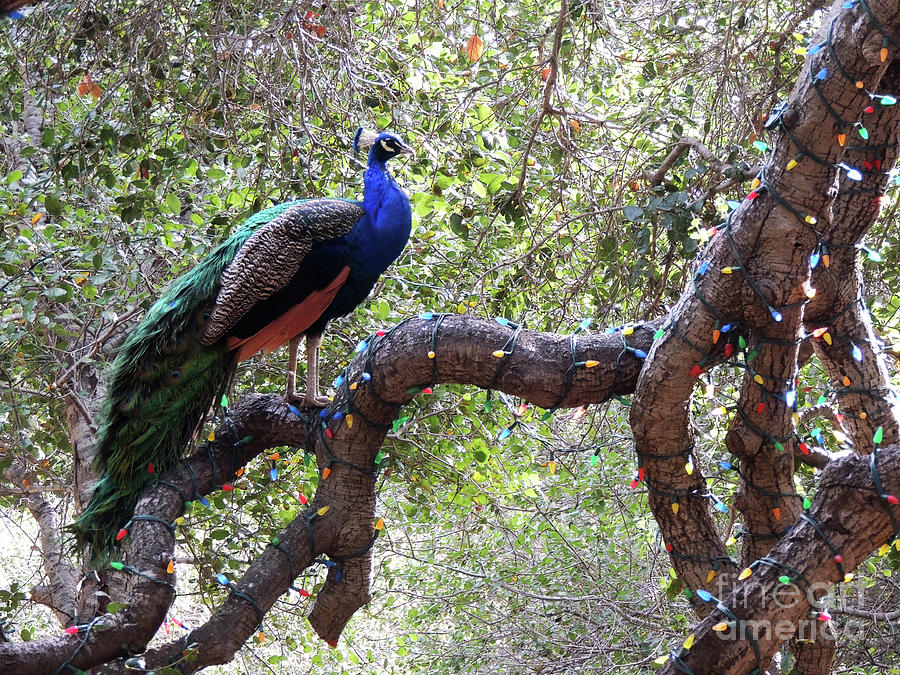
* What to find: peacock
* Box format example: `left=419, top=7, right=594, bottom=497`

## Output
left=72, top=129, right=413, bottom=560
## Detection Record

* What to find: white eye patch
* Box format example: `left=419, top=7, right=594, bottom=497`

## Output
left=380, top=139, right=394, bottom=152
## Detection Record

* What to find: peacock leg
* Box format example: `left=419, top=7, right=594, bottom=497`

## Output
left=284, top=335, right=302, bottom=402
left=303, top=332, right=330, bottom=407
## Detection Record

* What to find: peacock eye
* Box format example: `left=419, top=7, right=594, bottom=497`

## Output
left=380, top=139, right=396, bottom=153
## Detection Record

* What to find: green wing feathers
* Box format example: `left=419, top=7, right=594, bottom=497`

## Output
left=71, top=202, right=299, bottom=560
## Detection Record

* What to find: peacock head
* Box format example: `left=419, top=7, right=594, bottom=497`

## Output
left=353, top=128, right=413, bottom=164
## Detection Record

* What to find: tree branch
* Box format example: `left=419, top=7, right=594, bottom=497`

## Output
left=645, top=136, right=761, bottom=187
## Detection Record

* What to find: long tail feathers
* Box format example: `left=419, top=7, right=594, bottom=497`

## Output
left=70, top=220, right=262, bottom=562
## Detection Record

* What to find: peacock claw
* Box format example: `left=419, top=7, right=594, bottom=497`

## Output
left=285, top=390, right=330, bottom=408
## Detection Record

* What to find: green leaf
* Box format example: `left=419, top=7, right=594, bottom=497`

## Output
left=106, top=601, right=127, bottom=613
left=5, top=170, right=23, bottom=185
left=45, top=195, right=62, bottom=216
left=623, top=205, right=643, bottom=222
left=165, top=193, right=181, bottom=214
left=44, top=287, right=69, bottom=300
left=448, top=213, right=469, bottom=239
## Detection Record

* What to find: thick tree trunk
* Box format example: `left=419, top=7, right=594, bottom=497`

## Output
left=629, top=1, right=900, bottom=673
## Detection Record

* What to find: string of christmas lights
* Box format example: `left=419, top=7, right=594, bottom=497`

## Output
left=649, top=0, right=900, bottom=665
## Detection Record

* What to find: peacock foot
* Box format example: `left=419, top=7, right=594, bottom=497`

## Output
left=285, top=389, right=330, bottom=408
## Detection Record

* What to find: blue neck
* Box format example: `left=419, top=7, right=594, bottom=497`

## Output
left=352, top=159, right=411, bottom=272
left=363, top=159, right=390, bottom=214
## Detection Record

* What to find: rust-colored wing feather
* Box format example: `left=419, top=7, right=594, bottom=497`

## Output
left=227, top=266, right=350, bottom=361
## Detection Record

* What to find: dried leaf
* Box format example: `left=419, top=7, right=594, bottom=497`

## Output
left=465, top=35, right=484, bottom=62
left=77, top=72, right=102, bottom=98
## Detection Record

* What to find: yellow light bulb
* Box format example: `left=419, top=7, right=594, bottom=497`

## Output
left=492, top=350, right=506, bottom=358
left=738, top=567, right=753, bottom=580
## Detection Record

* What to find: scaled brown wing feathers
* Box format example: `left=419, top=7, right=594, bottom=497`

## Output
left=199, top=199, right=364, bottom=346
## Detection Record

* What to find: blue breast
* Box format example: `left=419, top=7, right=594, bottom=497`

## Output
left=314, top=178, right=411, bottom=330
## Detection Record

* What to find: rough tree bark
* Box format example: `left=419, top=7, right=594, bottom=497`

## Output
left=0, top=310, right=895, bottom=673
left=630, top=1, right=900, bottom=673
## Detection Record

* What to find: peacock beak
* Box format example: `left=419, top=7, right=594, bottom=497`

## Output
left=399, top=143, right=413, bottom=155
